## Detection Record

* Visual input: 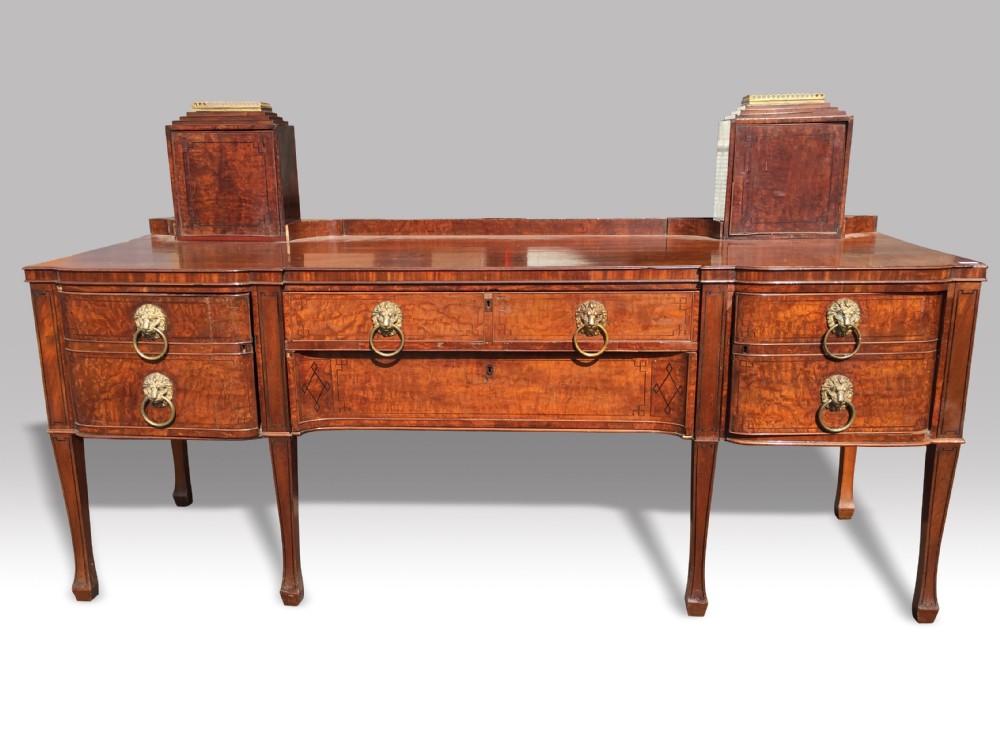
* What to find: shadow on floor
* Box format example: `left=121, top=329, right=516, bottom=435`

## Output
left=28, top=424, right=914, bottom=616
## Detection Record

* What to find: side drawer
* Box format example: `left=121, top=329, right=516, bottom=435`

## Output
left=493, top=292, right=698, bottom=349
left=728, top=352, right=936, bottom=438
left=65, top=350, right=259, bottom=438
left=284, top=292, right=487, bottom=348
left=61, top=293, right=252, bottom=344
left=288, top=352, right=695, bottom=435
left=734, top=292, right=942, bottom=346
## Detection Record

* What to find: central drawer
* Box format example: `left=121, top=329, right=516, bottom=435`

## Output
left=284, top=290, right=699, bottom=352
left=288, top=352, right=695, bottom=435
left=284, top=292, right=487, bottom=348
left=493, top=292, right=698, bottom=349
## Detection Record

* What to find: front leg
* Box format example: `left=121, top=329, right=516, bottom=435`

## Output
left=912, top=443, right=960, bottom=623
left=170, top=440, right=194, bottom=507
left=834, top=446, right=857, bottom=520
left=270, top=436, right=304, bottom=605
left=686, top=439, right=718, bottom=616
left=50, top=434, right=99, bottom=601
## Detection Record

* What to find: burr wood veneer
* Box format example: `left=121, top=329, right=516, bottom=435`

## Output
left=26, top=219, right=985, bottom=621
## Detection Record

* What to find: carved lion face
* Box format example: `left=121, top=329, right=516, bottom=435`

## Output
left=134, top=304, right=166, bottom=336
left=820, top=374, right=854, bottom=409
left=142, top=373, right=174, bottom=405
left=826, top=299, right=861, bottom=333
left=372, top=301, right=403, bottom=333
left=575, top=300, right=608, bottom=333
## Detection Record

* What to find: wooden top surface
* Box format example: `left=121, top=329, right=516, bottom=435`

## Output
left=24, top=219, right=987, bottom=284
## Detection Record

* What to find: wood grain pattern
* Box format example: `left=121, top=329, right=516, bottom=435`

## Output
left=24, top=217, right=986, bottom=620
left=61, top=292, right=252, bottom=343
left=686, top=440, right=717, bottom=616
left=835, top=446, right=857, bottom=520
left=270, top=436, right=303, bottom=606
left=913, top=444, right=960, bottom=623
left=728, top=122, right=848, bottom=236
left=493, top=292, right=697, bottom=348
left=50, top=435, right=98, bottom=601
left=722, top=99, right=852, bottom=238
left=729, top=352, right=937, bottom=437
left=284, top=292, right=486, bottom=348
left=288, top=353, right=693, bottom=435
left=65, top=351, right=258, bottom=437
left=166, top=107, right=299, bottom=240
left=171, top=440, right=193, bottom=507
left=734, top=292, right=942, bottom=346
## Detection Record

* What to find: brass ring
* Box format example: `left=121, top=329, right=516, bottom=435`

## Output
left=816, top=401, right=856, bottom=434
left=572, top=323, right=609, bottom=358
left=369, top=325, right=405, bottom=357
left=821, top=325, right=861, bottom=360
left=133, top=327, right=169, bottom=362
left=141, top=396, right=176, bottom=428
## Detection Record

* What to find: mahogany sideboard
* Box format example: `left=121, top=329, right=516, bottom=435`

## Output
left=25, top=216, right=985, bottom=621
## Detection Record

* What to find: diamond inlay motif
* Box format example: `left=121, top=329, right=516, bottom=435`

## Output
left=302, top=362, right=331, bottom=411
left=652, top=363, right=681, bottom=412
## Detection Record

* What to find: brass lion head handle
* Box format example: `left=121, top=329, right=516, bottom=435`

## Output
left=573, top=300, right=609, bottom=358
left=369, top=301, right=405, bottom=357
left=140, top=372, right=176, bottom=428
left=821, top=298, right=861, bottom=360
left=133, top=303, right=169, bottom=362
left=817, top=374, right=856, bottom=433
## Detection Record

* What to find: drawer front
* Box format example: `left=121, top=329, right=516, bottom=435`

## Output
left=734, top=293, right=942, bottom=346
left=284, top=292, right=486, bottom=348
left=494, top=292, right=698, bottom=348
left=66, top=351, right=258, bottom=437
left=289, top=353, right=695, bottom=434
left=728, top=352, right=936, bottom=437
left=61, top=293, right=252, bottom=343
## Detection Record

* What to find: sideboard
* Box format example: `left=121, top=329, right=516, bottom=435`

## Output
left=26, top=216, right=985, bottom=621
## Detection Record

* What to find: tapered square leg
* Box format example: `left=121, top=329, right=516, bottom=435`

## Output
left=171, top=440, right=194, bottom=507
left=913, top=443, right=960, bottom=623
left=50, top=434, right=99, bottom=601
left=686, top=440, right=718, bottom=616
left=834, top=446, right=857, bottom=520
left=270, top=436, right=304, bottom=605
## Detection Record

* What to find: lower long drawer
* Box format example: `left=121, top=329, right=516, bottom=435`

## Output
left=728, top=351, right=936, bottom=438
left=288, top=352, right=695, bottom=434
left=66, top=351, right=259, bottom=438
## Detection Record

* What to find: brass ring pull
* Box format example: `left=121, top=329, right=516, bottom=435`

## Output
left=574, top=300, right=609, bottom=358
left=370, top=301, right=404, bottom=357
left=133, top=303, right=169, bottom=362
left=817, top=374, right=855, bottom=434
left=369, top=325, right=405, bottom=357
left=817, top=401, right=856, bottom=433
left=820, top=325, right=861, bottom=360
left=572, top=323, right=609, bottom=358
left=140, top=372, right=176, bottom=428
left=822, top=299, right=861, bottom=361
left=132, top=327, right=169, bottom=362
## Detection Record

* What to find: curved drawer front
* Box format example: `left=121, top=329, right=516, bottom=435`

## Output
left=65, top=350, right=258, bottom=437
left=734, top=292, right=942, bottom=347
left=288, top=352, right=695, bottom=435
left=494, top=292, right=698, bottom=349
left=61, top=293, right=252, bottom=344
left=284, top=292, right=487, bottom=349
left=728, top=352, right=936, bottom=437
